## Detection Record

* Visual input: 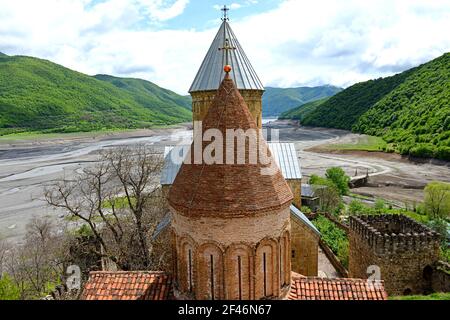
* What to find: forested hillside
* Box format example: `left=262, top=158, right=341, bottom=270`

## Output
left=293, top=53, right=449, bottom=160
left=301, top=69, right=415, bottom=129
left=0, top=54, right=192, bottom=135
left=278, top=98, right=329, bottom=121
left=354, top=53, right=450, bottom=159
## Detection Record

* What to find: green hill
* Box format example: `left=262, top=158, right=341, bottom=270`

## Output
left=0, top=54, right=192, bottom=135
left=299, top=53, right=450, bottom=160
left=262, top=85, right=342, bottom=117
left=301, top=70, right=415, bottom=130
left=354, top=53, right=450, bottom=159
left=278, top=98, right=330, bottom=121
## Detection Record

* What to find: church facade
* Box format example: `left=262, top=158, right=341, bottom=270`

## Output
left=80, top=11, right=388, bottom=301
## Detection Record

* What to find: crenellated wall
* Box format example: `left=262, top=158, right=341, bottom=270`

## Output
left=170, top=205, right=291, bottom=300
left=349, top=215, right=440, bottom=295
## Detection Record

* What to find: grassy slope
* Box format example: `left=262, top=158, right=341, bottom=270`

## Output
left=262, top=86, right=342, bottom=117
left=354, top=53, right=450, bottom=159
left=302, top=69, right=414, bottom=130
left=278, top=97, right=330, bottom=121
left=390, top=292, right=450, bottom=300
left=300, top=53, right=450, bottom=160
left=0, top=55, right=192, bottom=135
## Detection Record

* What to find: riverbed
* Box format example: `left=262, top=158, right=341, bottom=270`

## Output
left=0, top=122, right=449, bottom=242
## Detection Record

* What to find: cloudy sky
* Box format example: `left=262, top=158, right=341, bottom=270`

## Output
left=1, top=0, right=449, bottom=94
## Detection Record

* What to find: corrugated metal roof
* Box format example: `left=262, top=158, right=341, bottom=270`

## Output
left=151, top=213, right=172, bottom=240
left=301, top=184, right=327, bottom=198
left=189, top=21, right=264, bottom=93
left=160, top=145, right=190, bottom=185
left=160, top=142, right=301, bottom=185
left=267, top=143, right=302, bottom=179
left=290, top=205, right=321, bottom=236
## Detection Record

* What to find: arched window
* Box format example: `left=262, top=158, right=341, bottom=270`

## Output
left=281, top=231, right=290, bottom=286
left=178, top=238, right=195, bottom=294
left=197, top=244, right=223, bottom=300
left=225, top=246, right=252, bottom=300
left=256, top=240, right=277, bottom=299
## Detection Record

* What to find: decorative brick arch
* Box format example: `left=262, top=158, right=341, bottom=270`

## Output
left=196, top=242, right=225, bottom=300
left=177, top=235, right=197, bottom=295
left=255, top=238, right=279, bottom=299
left=225, top=243, right=254, bottom=300
left=279, top=230, right=291, bottom=287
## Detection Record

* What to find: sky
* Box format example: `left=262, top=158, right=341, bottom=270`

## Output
left=0, top=0, right=450, bottom=94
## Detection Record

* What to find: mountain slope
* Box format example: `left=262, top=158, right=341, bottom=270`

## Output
left=354, top=53, right=450, bottom=159
left=0, top=55, right=192, bottom=135
left=299, top=53, right=450, bottom=160
left=278, top=98, right=330, bottom=121
left=301, top=69, right=415, bottom=130
left=94, top=75, right=192, bottom=110
left=262, top=85, right=342, bottom=117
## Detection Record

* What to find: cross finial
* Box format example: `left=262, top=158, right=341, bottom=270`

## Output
left=219, top=38, right=236, bottom=66
left=221, top=5, right=229, bottom=21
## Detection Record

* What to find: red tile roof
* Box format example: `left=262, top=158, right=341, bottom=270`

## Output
left=80, top=271, right=173, bottom=300
left=169, top=75, right=293, bottom=217
left=290, top=276, right=388, bottom=300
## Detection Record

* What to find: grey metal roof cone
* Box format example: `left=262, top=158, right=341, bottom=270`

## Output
left=189, top=21, right=264, bottom=93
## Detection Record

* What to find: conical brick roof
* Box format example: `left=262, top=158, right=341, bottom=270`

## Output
left=168, top=75, right=292, bottom=216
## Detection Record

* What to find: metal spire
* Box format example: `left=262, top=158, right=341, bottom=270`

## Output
left=221, top=5, right=229, bottom=21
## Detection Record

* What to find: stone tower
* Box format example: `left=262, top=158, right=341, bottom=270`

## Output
left=168, top=73, right=293, bottom=300
left=349, top=215, right=440, bottom=296
left=189, top=18, right=264, bottom=134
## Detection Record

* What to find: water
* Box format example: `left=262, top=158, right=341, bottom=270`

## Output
left=262, top=118, right=278, bottom=125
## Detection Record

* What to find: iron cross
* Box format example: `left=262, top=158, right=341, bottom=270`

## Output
left=221, top=5, right=229, bottom=21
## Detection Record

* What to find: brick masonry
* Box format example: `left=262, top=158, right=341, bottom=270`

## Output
left=171, top=205, right=292, bottom=300
left=287, top=179, right=301, bottom=209
left=349, top=214, right=440, bottom=296
left=191, top=89, right=264, bottom=132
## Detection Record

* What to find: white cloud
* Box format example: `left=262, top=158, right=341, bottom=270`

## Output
left=140, top=0, right=190, bottom=21
left=0, top=0, right=449, bottom=94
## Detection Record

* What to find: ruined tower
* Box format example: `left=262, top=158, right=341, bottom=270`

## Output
left=189, top=12, right=264, bottom=134
left=168, top=72, right=293, bottom=300
left=349, top=215, right=440, bottom=295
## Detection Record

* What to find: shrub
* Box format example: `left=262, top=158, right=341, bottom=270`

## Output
left=348, top=200, right=368, bottom=215
left=409, top=144, right=436, bottom=158
left=313, top=215, right=349, bottom=268
left=0, top=274, right=21, bottom=300
left=325, top=167, right=350, bottom=196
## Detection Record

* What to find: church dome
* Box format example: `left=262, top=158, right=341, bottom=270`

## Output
left=168, top=75, right=293, bottom=217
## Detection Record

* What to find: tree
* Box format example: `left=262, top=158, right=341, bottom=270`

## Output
left=44, top=145, right=166, bottom=271
left=424, top=181, right=450, bottom=220
left=3, top=217, right=70, bottom=299
left=325, top=167, right=350, bottom=196
left=314, top=185, right=341, bottom=214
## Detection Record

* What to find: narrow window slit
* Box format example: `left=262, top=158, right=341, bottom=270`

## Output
left=210, top=254, right=215, bottom=300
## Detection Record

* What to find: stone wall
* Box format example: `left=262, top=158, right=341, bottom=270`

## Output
left=349, top=215, right=440, bottom=296
left=287, top=179, right=301, bottom=209
left=171, top=205, right=291, bottom=300
left=290, top=215, right=318, bottom=276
